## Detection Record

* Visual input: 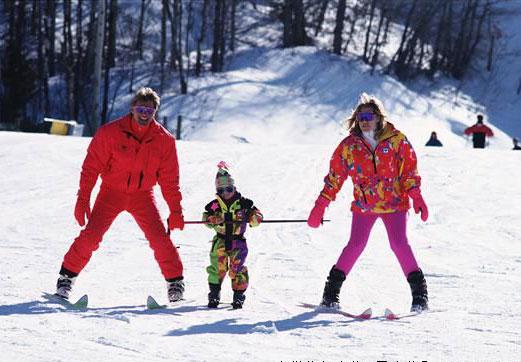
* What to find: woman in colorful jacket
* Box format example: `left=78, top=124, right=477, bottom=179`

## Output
left=307, top=93, right=429, bottom=312
left=203, top=162, right=263, bottom=309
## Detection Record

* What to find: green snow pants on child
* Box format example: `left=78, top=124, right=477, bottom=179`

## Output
left=206, top=236, right=249, bottom=291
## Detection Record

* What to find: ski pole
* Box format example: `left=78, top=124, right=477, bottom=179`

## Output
left=184, top=219, right=330, bottom=225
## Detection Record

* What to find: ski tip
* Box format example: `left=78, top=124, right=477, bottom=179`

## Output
left=72, top=294, right=89, bottom=309
left=384, top=308, right=398, bottom=320
left=146, top=295, right=166, bottom=310
left=360, top=308, right=372, bottom=319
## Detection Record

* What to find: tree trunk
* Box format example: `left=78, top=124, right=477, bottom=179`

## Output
left=73, top=0, right=83, bottom=121
left=230, top=0, right=236, bottom=52
left=160, top=0, right=168, bottom=94
left=292, top=0, right=308, bottom=46
left=136, top=0, right=146, bottom=60
left=175, top=0, right=187, bottom=94
left=107, top=0, right=118, bottom=69
left=167, top=0, right=179, bottom=70
left=314, top=0, right=329, bottom=36
left=45, top=0, right=56, bottom=77
left=332, top=0, right=346, bottom=55
left=211, top=0, right=224, bottom=72
left=63, top=0, right=74, bottom=121
left=195, top=0, right=208, bottom=76
left=282, top=0, right=292, bottom=47
left=363, top=0, right=377, bottom=63
left=370, top=3, right=386, bottom=74
left=91, top=0, right=106, bottom=135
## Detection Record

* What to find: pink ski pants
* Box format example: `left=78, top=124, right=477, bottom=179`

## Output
left=335, top=211, right=419, bottom=276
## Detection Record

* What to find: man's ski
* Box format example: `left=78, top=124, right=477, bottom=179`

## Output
left=42, top=292, right=88, bottom=310
left=146, top=295, right=195, bottom=310
left=298, top=302, right=372, bottom=320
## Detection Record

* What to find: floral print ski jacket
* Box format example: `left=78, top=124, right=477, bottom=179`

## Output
left=320, top=122, right=421, bottom=214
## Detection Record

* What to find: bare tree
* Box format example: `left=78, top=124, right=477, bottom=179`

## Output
left=63, top=0, right=74, bottom=121
left=45, top=0, right=56, bottom=76
left=73, top=0, right=84, bottom=121
left=314, top=0, right=329, bottom=37
left=211, top=0, right=226, bottom=72
left=332, top=0, right=346, bottom=55
left=136, top=0, right=147, bottom=60
left=282, top=0, right=311, bottom=48
left=195, top=0, right=209, bottom=76
left=90, top=0, right=106, bottom=134
left=370, top=2, right=387, bottom=74
left=159, top=0, right=168, bottom=94
left=102, top=0, right=119, bottom=125
left=230, top=0, right=237, bottom=52
left=362, top=0, right=377, bottom=63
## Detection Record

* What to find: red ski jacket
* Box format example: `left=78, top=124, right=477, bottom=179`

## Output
left=464, top=124, right=494, bottom=137
left=320, top=122, right=421, bottom=214
left=78, top=114, right=182, bottom=210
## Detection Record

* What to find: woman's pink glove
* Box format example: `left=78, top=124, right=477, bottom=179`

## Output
left=307, top=195, right=330, bottom=228
left=408, top=188, right=428, bottom=222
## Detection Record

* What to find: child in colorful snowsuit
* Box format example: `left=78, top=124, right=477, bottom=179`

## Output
left=203, top=162, right=263, bottom=309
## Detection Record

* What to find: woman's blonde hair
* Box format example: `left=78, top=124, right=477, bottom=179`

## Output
left=345, top=93, right=388, bottom=139
left=131, top=87, right=161, bottom=109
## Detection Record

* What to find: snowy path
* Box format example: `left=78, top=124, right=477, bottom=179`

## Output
left=1, top=133, right=520, bottom=361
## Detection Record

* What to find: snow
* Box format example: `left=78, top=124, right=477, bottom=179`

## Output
left=1, top=127, right=520, bottom=361
left=2, top=6, right=521, bottom=359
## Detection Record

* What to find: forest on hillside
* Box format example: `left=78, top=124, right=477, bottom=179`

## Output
left=0, top=0, right=506, bottom=135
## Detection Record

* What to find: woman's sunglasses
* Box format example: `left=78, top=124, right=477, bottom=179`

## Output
left=217, top=186, right=234, bottom=194
left=356, top=112, right=376, bottom=122
left=133, top=106, right=155, bottom=116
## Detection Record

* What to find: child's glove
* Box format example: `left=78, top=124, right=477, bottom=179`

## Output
left=307, top=195, right=330, bottom=228
left=408, top=188, right=428, bottom=222
left=74, top=190, right=91, bottom=227
left=248, top=209, right=263, bottom=227
left=207, top=215, right=224, bottom=225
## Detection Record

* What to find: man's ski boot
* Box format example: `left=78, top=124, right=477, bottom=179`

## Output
left=407, top=269, right=429, bottom=312
left=231, top=290, right=246, bottom=309
left=166, top=277, right=185, bottom=303
left=207, top=283, right=221, bottom=308
left=320, top=266, right=346, bottom=308
left=55, top=267, right=78, bottom=300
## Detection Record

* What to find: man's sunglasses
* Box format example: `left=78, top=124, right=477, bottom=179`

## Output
left=217, top=186, right=234, bottom=194
left=356, top=112, right=376, bottom=122
left=133, top=106, right=155, bottom=116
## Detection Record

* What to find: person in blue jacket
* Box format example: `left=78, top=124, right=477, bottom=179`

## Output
left=425, top=131, right=443, bottom=147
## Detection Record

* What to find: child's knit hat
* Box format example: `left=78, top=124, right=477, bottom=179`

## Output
left=215, top=161, right=235, bottom=188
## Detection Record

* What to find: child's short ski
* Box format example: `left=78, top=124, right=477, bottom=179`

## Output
left=146, top=295, right=195, bottom=310
left=298, top=302, right=372, bottom=320
left=42, top=292, right=88, bottom=310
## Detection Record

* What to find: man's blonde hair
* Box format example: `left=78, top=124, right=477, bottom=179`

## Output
left=345, top=93, right=388, bottom=138
left=131, top=87, right=160, bottom=109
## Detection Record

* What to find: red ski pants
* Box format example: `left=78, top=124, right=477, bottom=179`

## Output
left=62, top=186, right=183, bottom=279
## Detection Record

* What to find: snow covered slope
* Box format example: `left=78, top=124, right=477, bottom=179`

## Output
left=1, top=131, right=520, bottom=361
left=163, top=46, right=514, bottom=150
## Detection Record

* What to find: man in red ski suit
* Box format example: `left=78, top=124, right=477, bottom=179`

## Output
left=56, top=87, right=185, bottom=303
left=464, top=114, right=494, bottom=149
